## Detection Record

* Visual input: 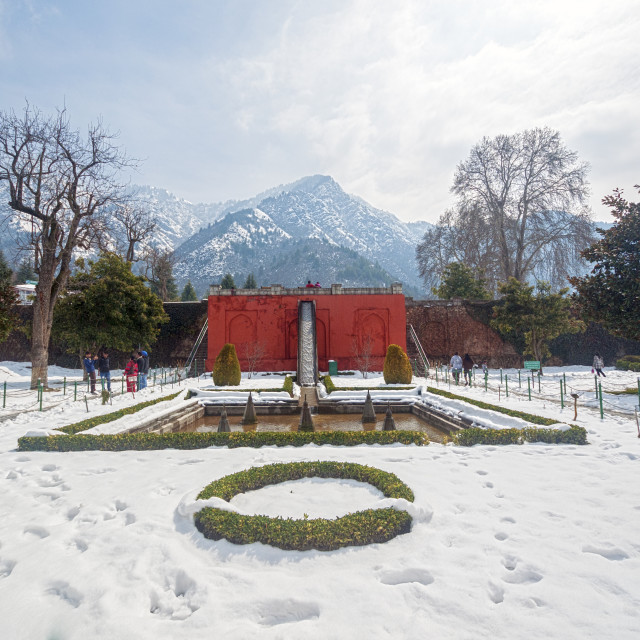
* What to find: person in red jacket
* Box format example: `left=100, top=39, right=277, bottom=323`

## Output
left=124, top=353, right=138, bottom=393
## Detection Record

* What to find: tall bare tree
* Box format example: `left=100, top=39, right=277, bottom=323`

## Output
left=113, top=201, right=157, bottom=262
left=417, top=127, right=594, bottom=294
left=143, top=246, right=178, bottom=301
left=0, top=105, right=134, bottom=388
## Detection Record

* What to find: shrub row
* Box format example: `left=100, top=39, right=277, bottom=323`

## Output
left=57, top=391, right=183, bottom=435
left=197, top=461, right=415, bottom=501
left=193, top=461, right=414, bottom=551
left=616, top=357, right=640, bottom=372
left=321, top=375, right=336, bottom=394
left=453, top=426, right=588, bottom=446
left=18, top=429, right=430, bottom=452
left=426, top=387, right=558, bottom=426
left=194, top=506, right=412, bottom=551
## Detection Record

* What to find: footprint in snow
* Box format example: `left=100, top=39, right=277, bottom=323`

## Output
left=582, top=544, right=629, bottom=561
left=247, top=598, right=320, bottom=627
left=41, top=464, right=59, bottom=472
left=500, top=516, right=516, bottom=524
left=45, top=581, right=83, bottom=608
left=378, top=568, right=434, bottom=587
left=494, top=531, right=509, bottom=541
left=0, top=558, right=17, bottom=579
left=23, top=526, right=50, bottom=539
left=487, top=580, right=504, bottom=604
left=475, top=470, right=488, bottom=476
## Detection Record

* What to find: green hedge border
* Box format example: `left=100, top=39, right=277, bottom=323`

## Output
left=18, top=430, right=430, bottom=452
left=453, top=426, right=587, bottom=446
left=58, top=391, right=183, bottom=434
left=193, top=461, right=414, bottom=551
left=426, top=387, right=559, bottom=426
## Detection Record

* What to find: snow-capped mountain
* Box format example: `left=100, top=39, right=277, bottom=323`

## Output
left=172, top=175, right=429, bottom=295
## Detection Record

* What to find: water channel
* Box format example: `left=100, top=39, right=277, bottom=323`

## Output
left=187, top=413, right=448, bottom=443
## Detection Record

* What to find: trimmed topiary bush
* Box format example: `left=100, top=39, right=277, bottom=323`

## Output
left=383, top=344, right=413, bottom=384
left=193, top=461, right=414, bottom=550
left=212, top=343, right=241, bottom=386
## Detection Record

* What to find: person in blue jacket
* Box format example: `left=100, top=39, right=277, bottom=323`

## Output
left=97, top=347, right=111, bottom=393
left=139, top=350, right=150, bottom=389
left=83, top=351, right=97, bottom=393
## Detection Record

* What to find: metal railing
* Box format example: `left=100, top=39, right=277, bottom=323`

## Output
left=408, top=323, right=430, bottom=376
left=184, top=319, right=208, bottom=378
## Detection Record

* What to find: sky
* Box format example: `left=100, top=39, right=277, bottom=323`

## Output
left=1, top=0, right=638, bottom=223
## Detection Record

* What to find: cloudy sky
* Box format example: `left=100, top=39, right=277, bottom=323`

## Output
left=1, top=0, right=638, bottom=222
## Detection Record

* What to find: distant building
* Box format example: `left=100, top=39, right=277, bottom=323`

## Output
left=14, top=284, right=36, bottom=305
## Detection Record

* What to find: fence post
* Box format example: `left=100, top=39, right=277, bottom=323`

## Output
left=560, top=380, right=564, bottom=409
left=527, top=378, right=531, bottom=401
left=637, top=377, right=639, bottom=408
left=121, top=376, right=124, bottom=394
left=538, top=372, right=541, bottom=393
left=74, top=381, right=77, bottom=401
left=599, top=382, right=604, bottom=419
left=500, top=368, right=503, bottom=384
left=594, top=375, right=598, bottom=398
left=63, top=376, right=66, bottom=395
left=3, top=381, right=6, bottom=408
left=435, top=366, right=438, bottom=384
left=39, top=383, right=43, bottom=411
left=484, top=371, right=488, bottom=392
left=518, top=369, right=521, bottom=388
left=505, top=375, right=508, bottom=397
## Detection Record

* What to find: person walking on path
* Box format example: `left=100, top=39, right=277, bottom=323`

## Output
left=462, top=353, right=475, bottom=386
left=450, top=352, right=463, bottom=385
left=124, top=354, right=139, bottom=393
left=83, top=351, right=97, bottom=394
left=593, top=353, right=606, bottom=377
left=97, top=348, right=111, bottom=393
left=139, top=350, right=149, bottom=389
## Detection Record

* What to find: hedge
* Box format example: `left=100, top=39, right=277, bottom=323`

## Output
left=193, top=461, right=414, bottom=551
left=18, top=429, right=430, bottom=452
left=426, top=387, right=558, bottom=426
left=57, top=392, right=183, bottom=435
left=283, top=375, right=293, bottom=397
left=616, top=357, right=640, bottom=372
left=453, top=426, right=588, bottom=446
left=322, top=375, right=336, bottom=394
left=197, top=461, right=415, bottom=501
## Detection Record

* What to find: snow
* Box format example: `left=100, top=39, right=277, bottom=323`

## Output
left=0, top=362, right=639, bottom=638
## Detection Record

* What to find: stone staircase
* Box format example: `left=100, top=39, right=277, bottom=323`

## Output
left=298, top=387, right=319, bottom=407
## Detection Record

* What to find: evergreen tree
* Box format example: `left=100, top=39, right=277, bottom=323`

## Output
left=14, top=258, right=36, bottom=284
left=220, top=273, right=236, bottom=289
left=52, top=254, right=168, bottom=355
left=432, top=262, right=491, bottom=300
left=180, top=281, right=198, bottom=301
left=383, top=344, right=413, bottom=384
left=0, top=250, right=18, bottom=342
left=243, top=273, right=258, bottom=289
left=569, top=186, right=640, bottom=341
left=491, top=278, right=583, bottom=372
left=212, top=343, right=241, bottom=386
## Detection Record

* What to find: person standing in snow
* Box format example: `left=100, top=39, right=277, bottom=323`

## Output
left=83, top=351, right=97, bottom=394
left=97, top=347, right=111, bottom=393
left=593, top=353, right=606, bottom=377
left=462, top=353, right=475, bottom=386
left=124, top=354, right=138, bottom=393
left=450, top=351, right=463, bottom=385
left=139, top=350, right=149, bottom=389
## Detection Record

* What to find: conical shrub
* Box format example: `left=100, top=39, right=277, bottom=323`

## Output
left=383, top=344, right=413, bottom=384
left=212, top=343, right=241, bottom=386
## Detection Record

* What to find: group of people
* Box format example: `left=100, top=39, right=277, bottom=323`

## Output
left=305, top=280, right=321, bottom=288
left=124, top=351, right=150, bottom=393
left=82, top=348, right=149, bottom=394
left=449, top=351, right=477, bottom=386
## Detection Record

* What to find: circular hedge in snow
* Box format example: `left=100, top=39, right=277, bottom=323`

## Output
left=193, top=461, right=414, bottom=551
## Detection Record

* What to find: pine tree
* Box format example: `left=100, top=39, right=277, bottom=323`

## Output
left=491, top=278, right=583, bottom=372
left=14, top=258, right=36, bottom=284
left=243, top=273, right=257, bottom=289
left=0, top=250, right=18, bottom=342
left=432, top=262, right=491, bottom=300
left=569, top=186, right=640, bottom=341
left=52, top=254, right=168, bottom=355
left=220, top=273, right=236, bottom=289
left=180, top=281, right=198, bottom=301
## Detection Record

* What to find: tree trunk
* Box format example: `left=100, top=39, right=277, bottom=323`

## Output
left=30, top=286, right=53, bottom=389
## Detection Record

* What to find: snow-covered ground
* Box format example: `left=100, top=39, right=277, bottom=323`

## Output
left=0, top=362, right=639, bottom=639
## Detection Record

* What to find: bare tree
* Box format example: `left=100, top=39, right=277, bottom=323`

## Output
left=351, top=333, right=375, bottom=379
left=113, top=201, right=157, bottom=262
left=417, top=127, right=594, bottom=294
left=0, top=105, right=134, bottom=388
left=143, top=246, right=178, bottom=301
left=241, top=341, right=266, bottom=379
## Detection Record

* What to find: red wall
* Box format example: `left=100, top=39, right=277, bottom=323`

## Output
left=207, top=291, right=407, bottom=372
